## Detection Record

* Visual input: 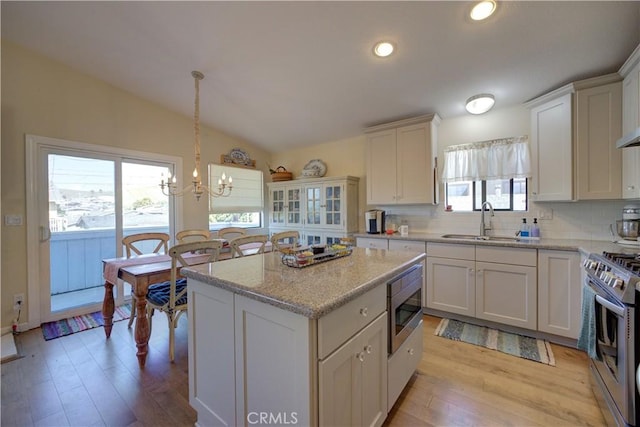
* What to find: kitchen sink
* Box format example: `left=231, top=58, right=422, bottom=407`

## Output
left=441, top=234, right=519, bottom=242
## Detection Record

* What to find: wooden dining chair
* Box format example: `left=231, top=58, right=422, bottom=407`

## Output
left=176, top=229, right=211, bottom=244
left=217, top=227, right=247, bottom=240
left=270, top=230, right=300, bottom=252
left=229, top=234, right=268, bottom=258
left=122, top=232, right=170, bottom=328
left=146, top=239, right=222, bottom=362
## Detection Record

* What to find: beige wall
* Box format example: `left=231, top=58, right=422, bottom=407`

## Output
left=1, top=41, right=271, bottom=328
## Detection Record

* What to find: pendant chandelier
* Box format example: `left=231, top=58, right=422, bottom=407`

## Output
left=160, top=70, right=232, bottom=200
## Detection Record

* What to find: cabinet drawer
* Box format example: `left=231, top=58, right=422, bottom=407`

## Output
left=476, top=246, right=537, bottom=266
left=426, top=242, right=475, bottom=260
left=388, top=240, right=426, bottom=253
left=388, top=319, right=423, bottom=409
left=318, top=285, right=386, bottom=359
left=357, top=237, right=389, bottom=250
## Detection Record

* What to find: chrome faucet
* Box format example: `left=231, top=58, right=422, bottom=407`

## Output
left=479, top=201, right=494, bottom=237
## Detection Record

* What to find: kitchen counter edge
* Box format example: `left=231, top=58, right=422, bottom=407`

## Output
left=354, top=232, right=638, bottom=256
left=181, top=251, right=426, bottom=319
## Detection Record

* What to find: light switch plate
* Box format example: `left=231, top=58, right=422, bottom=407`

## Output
left=4, top=215, right=23, bottom=226
left=538, top=208, right=553, bottom=220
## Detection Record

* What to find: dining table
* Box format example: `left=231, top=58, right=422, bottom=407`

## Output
left=101, top=252, right=214, bottom=367
left=101, top=239, right=273, bottom=367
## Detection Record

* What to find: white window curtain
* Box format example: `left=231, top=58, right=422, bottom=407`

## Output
left=441, top=136, right=531, bottom=183
left=208, top=164, right=263, bottom=213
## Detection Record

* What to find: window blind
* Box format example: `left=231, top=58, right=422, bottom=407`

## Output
left=208, top=164, right=263, bottom=213
left=441, top=136, right=531, bottom=183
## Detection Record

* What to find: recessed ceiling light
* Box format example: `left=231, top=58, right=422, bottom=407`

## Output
left=465, top=94, right=495, bottom=114
left=470, top=0, right=497, bottom=21
left=373, top=41, right=394, bottom=58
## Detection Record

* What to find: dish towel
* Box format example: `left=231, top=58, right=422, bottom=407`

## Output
left=577, top=282, right=598, bottom=359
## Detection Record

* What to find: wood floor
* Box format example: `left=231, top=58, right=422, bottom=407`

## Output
left=1, top=314, right=606, bottom=427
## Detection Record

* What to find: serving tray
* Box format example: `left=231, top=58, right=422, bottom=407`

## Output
left=281, top=245, right=352, bottom=268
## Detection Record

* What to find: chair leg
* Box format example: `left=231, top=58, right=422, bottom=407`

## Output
left=127, top=290, right=137, bottom=328
left=167, top=313, right=175, bottom=362
left=147, top=307, right=154, bottom=339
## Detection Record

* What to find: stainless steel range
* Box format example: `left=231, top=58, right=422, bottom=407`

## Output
left=583, top=252, right=640, bottom=426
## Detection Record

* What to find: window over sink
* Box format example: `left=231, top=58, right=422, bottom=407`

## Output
left=445, top=178, right=528, bottom=211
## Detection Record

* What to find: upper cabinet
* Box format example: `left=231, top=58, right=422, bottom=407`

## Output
left=525, top=74, right=622, bottom=201
left=619, top=44, right=640, bottom=199
left=365, top=114, right=440, bottom=205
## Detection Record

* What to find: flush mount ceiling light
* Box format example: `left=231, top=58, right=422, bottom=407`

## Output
left=470, top=0, right=497, bottom=21
left=465, top=94, right=495, bottom=114
left=373, top=41, right=394, bottom=57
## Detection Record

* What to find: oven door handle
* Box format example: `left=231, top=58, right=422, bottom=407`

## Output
left=595, top=294, right=625, bottom=317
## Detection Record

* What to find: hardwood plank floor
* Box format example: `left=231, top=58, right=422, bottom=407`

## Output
left=1, top=314, right=606, bottom=426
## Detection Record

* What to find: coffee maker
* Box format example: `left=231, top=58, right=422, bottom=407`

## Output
left=365, top=209, right=385, bottom=234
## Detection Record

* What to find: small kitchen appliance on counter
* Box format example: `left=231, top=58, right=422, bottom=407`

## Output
left=612, top=205, right=640, bottom=247
left=365, top=209, right=385, bottom=234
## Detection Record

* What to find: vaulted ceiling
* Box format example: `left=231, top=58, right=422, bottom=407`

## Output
left=2, top=1, right=639, bottom=152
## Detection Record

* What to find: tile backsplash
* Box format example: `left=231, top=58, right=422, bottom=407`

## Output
left=381, top=200, right=633, bottom=241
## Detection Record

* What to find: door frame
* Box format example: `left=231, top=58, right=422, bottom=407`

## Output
left=25, top=134, right=184, bottom=329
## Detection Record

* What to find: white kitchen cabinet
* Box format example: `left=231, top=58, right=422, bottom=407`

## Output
left=387, top=320, right=423, bottom=410
left=365, top=114, right=440, bottom=205
left=426, top=242, right=538, bottom=329
left=526, top=74, right=622, bottom=201
left=268, top=183, right=303, bottom=228
left=537, top=249, right=582, bottom=339
left=189, top=282, right=312, bottom=426
left=620, top=45, right=640, bottom=199
left=357, top=237, right=389, bottom=250
left=475, top=261, right=537, bottom=330
left=319, top=312, right=388, bottom=427
left=268, top=176, right=359, bottom=245
left=528, top=91, right=574, bottom=201
left=427, top=255, right=476, bottom=317
left=387, top=239, right=426, bottom=253
left=575, top=81, right=623, bottom=200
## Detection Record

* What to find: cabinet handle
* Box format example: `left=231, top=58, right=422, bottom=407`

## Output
left=628, top=186, right=636, bottom=190
left=469, top=269, right=475, bottom=275
left=320, top=204, right=327, bottom=208
left=408, top=348, right=414, bottom=356
left=356, top=352, right=365, bottom=362
left=360, top=307, right=368, bottom=317
left=365, top=345, right=372, bottom=354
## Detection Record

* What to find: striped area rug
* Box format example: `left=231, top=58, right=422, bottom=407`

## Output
left=41, top=304, right=131, bottom=341
left=435, top=318, right=555, bottom=366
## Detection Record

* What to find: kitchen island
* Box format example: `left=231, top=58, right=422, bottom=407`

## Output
left=181, top=248, right=425, bottom=427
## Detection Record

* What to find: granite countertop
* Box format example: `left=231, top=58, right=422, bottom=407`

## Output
left=181, top=248, right=425, bottom=319
left=354, top=232, right=640, bottom=256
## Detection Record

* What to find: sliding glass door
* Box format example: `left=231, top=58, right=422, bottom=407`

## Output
left=30, top=136, right=177, bottom=323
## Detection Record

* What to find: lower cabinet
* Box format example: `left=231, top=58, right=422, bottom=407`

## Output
left=188, top=277, right=399, bottom=427
left=426, top=243, right=538, bottom=329
left=387, top=319, right=423, bottom=409
left=319, top=313, right=388, bottom=427
left=537, top=249, right=582, bottom=339
left=357, top=237, right=389, bottom=250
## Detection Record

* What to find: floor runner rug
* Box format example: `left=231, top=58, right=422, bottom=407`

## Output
left=41, top=304, right=131, bottom=341
left=434, top=318, right=555, bottom=366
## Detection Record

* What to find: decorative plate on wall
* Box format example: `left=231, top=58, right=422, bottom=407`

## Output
left=221, top=148, right=256, bottom=168
left=301, top=159, right=327, bottom=177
